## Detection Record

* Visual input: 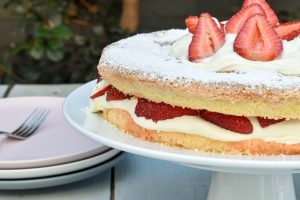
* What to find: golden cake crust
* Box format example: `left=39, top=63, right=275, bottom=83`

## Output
left=101, top=108, right=300, bottom=155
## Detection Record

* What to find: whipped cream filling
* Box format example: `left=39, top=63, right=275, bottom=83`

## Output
left=171, top=33, right=300, bottom=76
left=90, top=81, right=300, bottom=144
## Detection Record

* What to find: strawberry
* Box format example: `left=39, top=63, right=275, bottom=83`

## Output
left=220, top=22, right=226, bottom=33
left=234, top=14, right=283, bottom=61
left=256, top=117, right=285, bottom=128
left=185, top=16, right=198, bottom=34
left=225, top=4, right=266, bottom=34
left=185, top=16, right=225, bottom=34
left=90, top=85, right=131, bottom=101
left=96, top=74, right=102, bottom=83
left=188, top=13, right=225, bottom=62
left=199, top=110, right=253, bottom=134
left=274, top=21, right=300, bottom=41
left=242, top=0, right=279, bottom=25
left=106, top=86, right=131, bottom=101
left=135, top=98, right=198, bottom=122
left=90, top=85, right=110, bottom=99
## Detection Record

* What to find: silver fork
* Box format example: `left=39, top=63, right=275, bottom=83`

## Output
left=0, top=108, right=50, bottom=140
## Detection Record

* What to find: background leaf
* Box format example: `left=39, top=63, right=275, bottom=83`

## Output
left=47, top=39, right=61, bottom=50
left=35, top=25, right=52, bottom=38
left=52, top=25, right=71, bottom=39
left=29, top=46, right=44, bottom=59
left=11, top=44, right=28, bottom=54
left=46, top=49, right=63, bottom=62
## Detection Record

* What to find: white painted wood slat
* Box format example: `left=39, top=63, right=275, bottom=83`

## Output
left=0, top=172, right=111, bottom=200
left=114, top=154, right=212, bottom=200
left=0, top=85, right=8, bottom=97
left=8, top=84, right=81, bottom=97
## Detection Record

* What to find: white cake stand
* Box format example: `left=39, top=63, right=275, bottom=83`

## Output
left=183, top=164, right=296, bottom=200
left=63, top=81, right=300, bottom=200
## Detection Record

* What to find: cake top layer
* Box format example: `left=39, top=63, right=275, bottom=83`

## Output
left=99, top=29, right=300, bottom=90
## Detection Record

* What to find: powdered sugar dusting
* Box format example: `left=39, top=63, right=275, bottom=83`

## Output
left=99, top=29, right=300, bottom=90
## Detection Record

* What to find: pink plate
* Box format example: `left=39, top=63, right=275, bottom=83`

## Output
left=0, top=97, right=110, bottom=169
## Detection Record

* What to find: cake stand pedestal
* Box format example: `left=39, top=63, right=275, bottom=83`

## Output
left=207, top=172, right=295, bottom=200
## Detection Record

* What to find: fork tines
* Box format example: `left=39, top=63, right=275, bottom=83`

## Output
left=10, top=108, right=50, bottom=139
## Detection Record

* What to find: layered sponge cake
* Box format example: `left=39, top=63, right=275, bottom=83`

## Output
left=90, top=0, right=300, bottom=155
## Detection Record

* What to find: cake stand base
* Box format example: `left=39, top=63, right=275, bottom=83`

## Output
left=207, top=172, right=295, bottom=200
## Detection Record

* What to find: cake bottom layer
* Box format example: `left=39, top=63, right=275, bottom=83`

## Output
left=100, top=108, right=300, bottom=155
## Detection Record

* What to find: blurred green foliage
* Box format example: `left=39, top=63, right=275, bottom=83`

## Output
left=1, top=0, right=124, bottom=84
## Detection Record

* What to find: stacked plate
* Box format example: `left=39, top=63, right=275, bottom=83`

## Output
left=0, top=97, right=123, bottom=190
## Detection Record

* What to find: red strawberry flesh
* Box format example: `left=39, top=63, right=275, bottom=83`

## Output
left=199, top=110, right=253, bottom=134
left=97, top=74, right=102, bottom=83
left=220, top=22, right=226, bottom=33
left=256, top=117, right=285, bottom=128
left=188, top=13, right=225, bottom=62
left=234, top=14, right=283, bottom=61
left=225, top=4, right=266, bottom=34
left=90, top=85, right=110, bottom=99
left=135, top=98, right=198, bottom=122
left=185, top=16, right=199, bottom=34
left=106, top=86, right=132, bottom=101
left=275, top=21, right=300, bottom=41
left=242, top=0, right=279, bottom=25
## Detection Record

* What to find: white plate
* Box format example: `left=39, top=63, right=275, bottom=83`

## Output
left=0, top=149, right=120, bottom=179
left=63, top=81, right=300, bottom=173
left=0, top=97, right=110, bottom=169
left=0, top=153, right=124, bottom=190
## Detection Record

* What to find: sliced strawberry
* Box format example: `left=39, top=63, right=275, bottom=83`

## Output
left=185, top=16, right=199, bottom=34
left=90, top=85, right=110, bottom=99
left=256, top=117, right=285, bottom=128
left=234, top=14, right=283, bottom=61
left=274, top=21, right=300, bottom=41
left=188, top=13, right=225, bottom=62
left=242, top=0, right=279, bottom=25
left=199, top=110, right=253, bottom=134
left=220, top=22, right=226, bottom=32
left=186, top=16, right=224, bottom=34
left=96, top=74, right=102, bottom=83
left=225, top=4, right=266, bottom=34
left=106, top=86, right=131, bottom=101
left=135, top=98, right=198, bottom=122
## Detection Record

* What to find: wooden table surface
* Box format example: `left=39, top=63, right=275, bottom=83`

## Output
left=1, top=84, right=300, bottom=200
